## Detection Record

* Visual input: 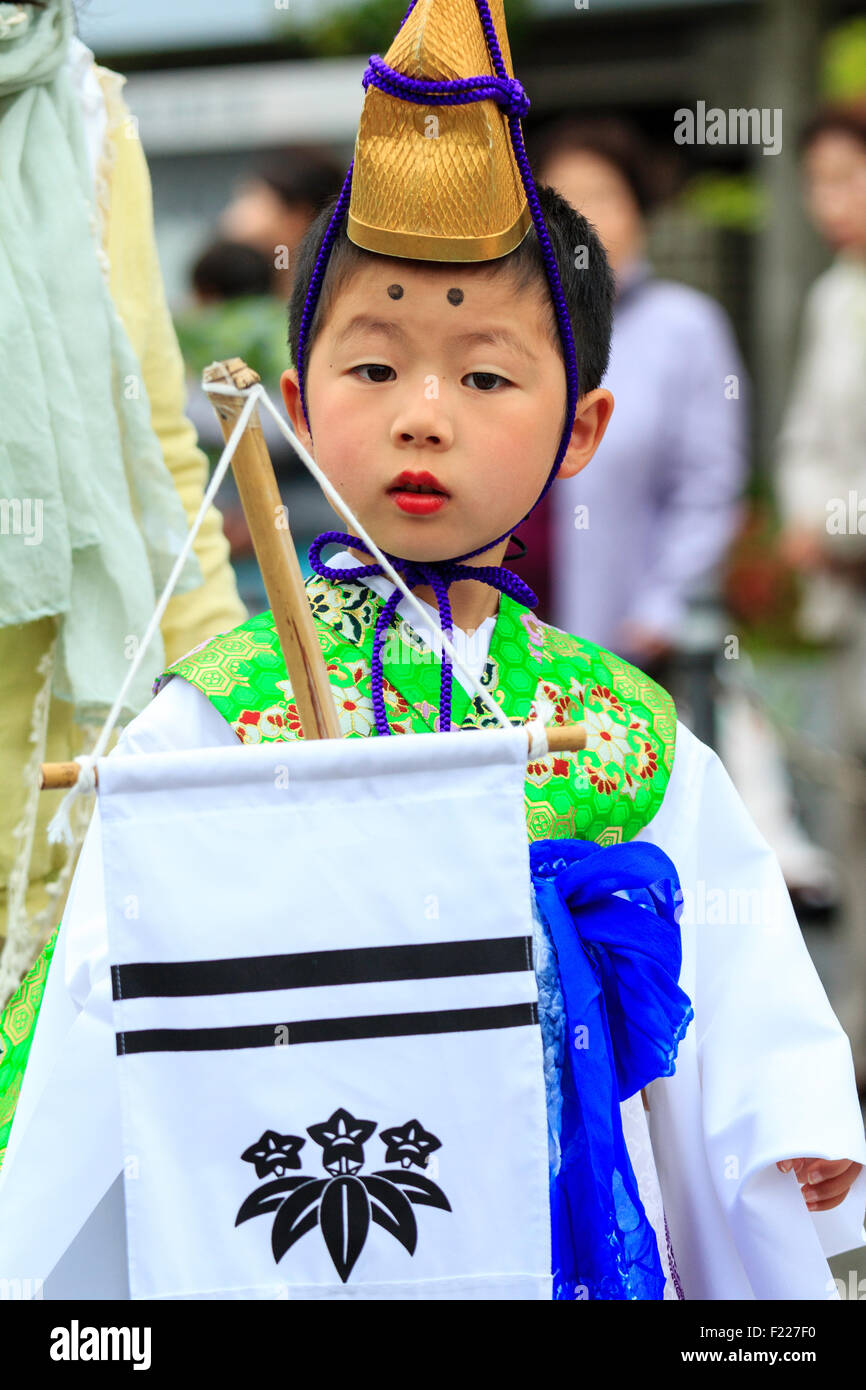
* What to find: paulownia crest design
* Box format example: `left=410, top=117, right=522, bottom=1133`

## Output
left=236, top=1108, right=451, bottom=1283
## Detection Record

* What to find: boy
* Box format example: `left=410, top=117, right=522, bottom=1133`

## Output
left=1, top=0, right=864, bottom=1300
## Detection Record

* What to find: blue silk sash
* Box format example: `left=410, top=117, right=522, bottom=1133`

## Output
left=530, top=839, right=694, bottom=1300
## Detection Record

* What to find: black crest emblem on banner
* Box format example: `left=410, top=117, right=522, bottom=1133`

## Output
left=236, top=1108, right=451, bottom=1282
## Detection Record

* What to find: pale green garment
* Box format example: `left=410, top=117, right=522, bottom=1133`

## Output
left=0, top=0, right=202, bottom=721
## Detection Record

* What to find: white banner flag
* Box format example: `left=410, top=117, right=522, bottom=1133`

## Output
left=99, top=729, right=551, bottom=1300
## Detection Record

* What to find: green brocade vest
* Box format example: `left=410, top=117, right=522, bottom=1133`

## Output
left=0, top=573, right=676, bottom=1166
left=159, top=574, right=677, bottom=845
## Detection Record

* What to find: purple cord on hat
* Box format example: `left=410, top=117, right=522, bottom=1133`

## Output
left=301, top=0, right=577, bottom=735
left=361, top=53, right=531, bottom=118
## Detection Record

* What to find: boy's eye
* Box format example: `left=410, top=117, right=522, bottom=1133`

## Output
left=353, top=364, right=395, bottom=383
left=351, top=365, right=509, bottom=391
left=464, top=371, right=509, bottom=391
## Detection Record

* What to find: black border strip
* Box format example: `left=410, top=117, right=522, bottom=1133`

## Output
left=112, top=936, right=532, bottom=1001
left=116, top=1001, right=538, bottom=1054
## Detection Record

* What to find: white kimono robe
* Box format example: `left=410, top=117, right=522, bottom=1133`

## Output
left=0, top=674, right=864, bottom=1300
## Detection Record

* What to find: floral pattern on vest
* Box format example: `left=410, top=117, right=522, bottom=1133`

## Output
left=157, top=574, right=677, bottom=847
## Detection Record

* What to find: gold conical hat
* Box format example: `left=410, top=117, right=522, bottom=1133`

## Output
left=347, top=0, right=531, bottom=262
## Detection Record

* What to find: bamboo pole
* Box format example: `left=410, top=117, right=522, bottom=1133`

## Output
left=40, top=720, right=587, bottom=790
left=203, top=359, right=340, bottom=741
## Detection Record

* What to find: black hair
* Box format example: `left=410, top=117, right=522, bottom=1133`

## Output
left=191, top=240, right=273, bottom=301
left=252, top=146, right=345, bottom=215
left=288, top=180, right=614, bottom=397
left=799, top=102, right=866, bottom=156
left=528, top=115, right=675, bottom=216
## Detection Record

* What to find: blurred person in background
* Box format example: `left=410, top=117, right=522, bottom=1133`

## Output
left=534, top=115, right=838, bottom=916
left=0, top=0, right=245, bottom=1061
left=532, top=116, right=747, bottom=680
left=175, top=151, right=345, bottom=608
left=218, top=146, right=344, bottom=302
left=175, top=240, right=291, bottom=600
left=777, top=104, right=866, bottom=751
left=179, top=239, right=287, bottom=392
left=776, top=103, right=866, bottom=1069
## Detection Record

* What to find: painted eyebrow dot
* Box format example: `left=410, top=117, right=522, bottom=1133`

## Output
left=387, top=283, right=404, bottom=300
left=446, top=288, right=465, bottom=305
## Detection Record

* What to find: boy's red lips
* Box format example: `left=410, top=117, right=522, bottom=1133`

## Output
left=388, top=469, right=450, bottom=516
left=387, top=469, right=450, bottom=496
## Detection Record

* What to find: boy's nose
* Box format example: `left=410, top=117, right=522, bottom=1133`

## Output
left=390, top=395, right=454, bottom=450
left=396, top=428, right=446, bottom=446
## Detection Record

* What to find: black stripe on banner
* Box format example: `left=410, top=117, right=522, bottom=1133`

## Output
left=112, top=936, right=533, bottom=1001
left=116, top=1001, right=538, bottom=1055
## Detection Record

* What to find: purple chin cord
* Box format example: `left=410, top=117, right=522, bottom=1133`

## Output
left=300, top=0, right=579, bottom=736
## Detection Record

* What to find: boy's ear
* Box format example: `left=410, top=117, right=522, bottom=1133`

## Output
left=557, top=388, right=615, bottom=480
left=280, top=367, right=313, bottom=448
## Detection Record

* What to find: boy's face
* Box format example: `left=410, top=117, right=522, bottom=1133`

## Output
left=281, top=259, right=612, bottom=567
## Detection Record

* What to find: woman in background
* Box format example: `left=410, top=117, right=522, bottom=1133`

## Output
left=533, top=116, right=747, bottom=677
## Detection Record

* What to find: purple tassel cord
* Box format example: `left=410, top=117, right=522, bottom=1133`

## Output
left=303, top=0, right=579, bottom=735
left=309, top=532, right=537, bottom=737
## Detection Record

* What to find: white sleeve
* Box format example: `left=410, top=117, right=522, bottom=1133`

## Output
left=0, top=679, right=235, bottom=1290
left=639, top=720, right=866, bottom=1298
left=119, top=675, right=241, bottom=755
